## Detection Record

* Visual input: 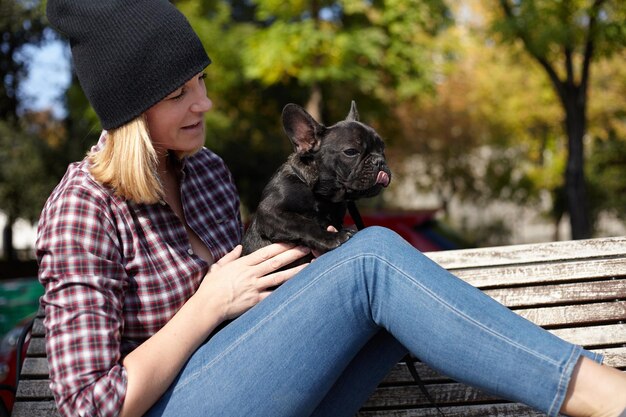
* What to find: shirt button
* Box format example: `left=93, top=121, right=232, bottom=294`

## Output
left=187, top=248, right=194, bottom=255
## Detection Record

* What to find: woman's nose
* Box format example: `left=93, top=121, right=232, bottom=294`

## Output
left=191, top=95, right=212, bottom=113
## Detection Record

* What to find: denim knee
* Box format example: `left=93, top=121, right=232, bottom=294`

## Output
left=348, top=226, right=421, bottom=259
left=350, top=226, right=414, bottom=257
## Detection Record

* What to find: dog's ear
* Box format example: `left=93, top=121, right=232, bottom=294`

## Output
left=345, top=100, right=359, bottom=122
left=282, top=104, right=325, bottom=153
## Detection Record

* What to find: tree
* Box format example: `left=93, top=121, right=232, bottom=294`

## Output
left=179, top=0, right=451, bottom=211
left=0, top=116, right=59, bottom=261
left=0, top=0, right=49, bottom=259
left=0, top=0, right=48, bottom=121
left=491, top=0, right=626, bottom=239
left=587, top=51, right=626, bottom=225
left=241, top=0, right=451, bottom=121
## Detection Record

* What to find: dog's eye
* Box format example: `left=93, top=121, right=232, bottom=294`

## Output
left=343, top=149, right=359, bottom=157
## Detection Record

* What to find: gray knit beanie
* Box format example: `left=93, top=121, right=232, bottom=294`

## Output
left=46, top=0, right=211, bottom=130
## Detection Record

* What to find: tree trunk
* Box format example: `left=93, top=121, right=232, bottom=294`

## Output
left=563, top=86, right=592, bottom=239
left=306, top=0, right=323, bottom=123
left=2, top=219, right=16, bottom=262
left=306, top=83, right=323, bottom=123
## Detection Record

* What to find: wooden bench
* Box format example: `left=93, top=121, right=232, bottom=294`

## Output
left=12, top=237, right=626, bottom=417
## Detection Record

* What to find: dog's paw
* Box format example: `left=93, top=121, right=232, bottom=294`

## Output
left=311, top=228, right=356, bottom=254
left=334, top=228, right=356, bottom=246
left=341, top=227, right=357, bottom=240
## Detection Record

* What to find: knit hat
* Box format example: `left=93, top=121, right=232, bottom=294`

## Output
left=46, top=0, right=211, bottom=130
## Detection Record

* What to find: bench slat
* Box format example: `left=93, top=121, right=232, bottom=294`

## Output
left=381, top=362, right=449, bottom=384
left=361, top=382, right=500, bottom=408
left=596, top=347, right=626, bottom=368
left=427, top=236, right=626, bottom=269
left=15, top=380, right=53, bottom=400
left=550, top=323, right=626, bottom=347
left=20, top=357, right=49, bottom=377
left=456, top=259, right=626, bottom=289
left=26, top=336, right=47, bottom=356
left=485, top=279, right=626, bottom=307
left=31, top=318, right=45, bottom=337
left=358, top=402, right=546, bottom=417
left=517, top=300, right=626, bottom=327
left=11, top=401, right=60, bottom=417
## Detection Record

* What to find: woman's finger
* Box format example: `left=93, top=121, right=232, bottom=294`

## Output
left=242, top=242, right=296, bottom=265
left=243, top=243, right=310, bottom=272
left=256, top=246, right=311, bottom=276
left=216, top=245, right=243, bottom=266
left=259, top=263, right=308, bottom=290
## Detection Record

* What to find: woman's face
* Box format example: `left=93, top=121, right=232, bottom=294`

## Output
left=145, top=72, right=212, bottom=157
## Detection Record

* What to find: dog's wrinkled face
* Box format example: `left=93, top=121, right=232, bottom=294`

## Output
left=283, top=101, right=391, bottom=203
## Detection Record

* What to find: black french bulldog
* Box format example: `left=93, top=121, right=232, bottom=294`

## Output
left=241, top=101, right=391, bottom=257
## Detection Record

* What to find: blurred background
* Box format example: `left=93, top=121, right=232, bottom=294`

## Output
left=0, top=0, right=625, bottom=385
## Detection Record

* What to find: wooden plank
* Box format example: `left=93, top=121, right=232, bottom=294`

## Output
left=31, top=318, right=45, bottom=337
left=485, top=279, right=626, bottom=308
left=381, top=362, right=449, bottom=384
left=357, top=402, right=546, bottom=417
left=550, top=324, right=626, bottom=347
left=20, top=357, right=49, bottom=377
left=455, top=260, right=626, bottom=288
left=594, top=347, right=626, bottom=368
left=427, top=236, right=626, bottom=270
left=11, top=401, right=60, bottom=417
left=26, top=337, right=47, bottom=356
left=516, top=301, right=626, bottom=327
left=15, top=380, right=53, bottom=400
left=361, top=382, right=501, bottom=408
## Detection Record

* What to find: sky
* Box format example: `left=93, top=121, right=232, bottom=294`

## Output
left=19, top=39, right=71, bottom=118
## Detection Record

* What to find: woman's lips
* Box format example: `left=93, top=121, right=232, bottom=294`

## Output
left=182, top=121, right=202, bottom=131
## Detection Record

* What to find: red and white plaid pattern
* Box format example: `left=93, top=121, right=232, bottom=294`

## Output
left=37, top=133, right=243, bottom=417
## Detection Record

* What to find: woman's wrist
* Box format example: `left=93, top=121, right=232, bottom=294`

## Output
left=186, top=290, right=228, bottom=330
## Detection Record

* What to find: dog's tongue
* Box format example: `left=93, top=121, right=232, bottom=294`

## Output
left=376, top=171, right=390, bottom=187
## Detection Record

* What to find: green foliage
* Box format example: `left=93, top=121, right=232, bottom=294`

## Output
left=0, top=0, right=48, bottom=120
left=589, top=135, right=626, bottom=222
left=179, top=0, right=452, bottom=211
left=492, top=0, right=626, bottom=62
left=0, top=120, right=55, bottom=223
left=244, top=0, right=451, bottom=101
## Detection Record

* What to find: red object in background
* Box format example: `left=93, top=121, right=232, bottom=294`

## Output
left=344, top=209, right=450, bottom=252
left=0, top=319, right=33, bottom=416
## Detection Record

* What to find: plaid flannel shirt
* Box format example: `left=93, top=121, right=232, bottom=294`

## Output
left=36, top=133, right=243, bottom=417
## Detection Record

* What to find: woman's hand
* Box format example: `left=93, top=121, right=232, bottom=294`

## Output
left=194, top=243, right=311, bottom=321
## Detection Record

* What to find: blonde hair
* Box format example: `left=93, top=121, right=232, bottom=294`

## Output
left=88, top=116, right=163, bottom=204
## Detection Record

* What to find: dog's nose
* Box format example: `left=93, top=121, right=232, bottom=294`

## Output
left=374, top=156, right=386, bottom=168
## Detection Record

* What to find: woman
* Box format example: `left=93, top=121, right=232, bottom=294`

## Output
left=38, top=1, right=626, bottom=417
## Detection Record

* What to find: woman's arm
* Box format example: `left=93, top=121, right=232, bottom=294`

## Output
left=119, top=243, right=311, bottom=417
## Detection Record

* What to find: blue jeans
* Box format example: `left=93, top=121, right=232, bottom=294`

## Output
left=146, top=227, right=602, bottom=417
